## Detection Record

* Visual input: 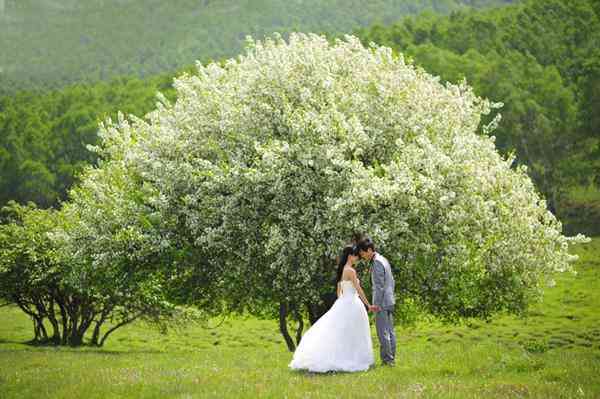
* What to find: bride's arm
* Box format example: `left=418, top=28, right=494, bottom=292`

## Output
left=337, top=282, right=341, bottom=298
left=351, top=271, right=371, bottom=307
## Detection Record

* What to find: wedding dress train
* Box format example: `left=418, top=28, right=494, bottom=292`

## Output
left=289, top=280, right=374, bottom=372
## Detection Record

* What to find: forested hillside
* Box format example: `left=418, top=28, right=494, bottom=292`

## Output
left=356, top=0, right=600, bottom=233
left=0, top=0, right=515, bottom=93
left=0, top=74, right=179, bottom=208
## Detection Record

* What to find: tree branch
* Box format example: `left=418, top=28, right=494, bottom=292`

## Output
left=278, top=302, right=296, bottom=352
left=99, top=312, right=143, bottom=347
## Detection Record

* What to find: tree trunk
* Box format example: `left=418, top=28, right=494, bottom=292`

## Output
left=91, top=307, right=111, bottom=346
left=69, top=331, right=84, bottom=346
left=17, top=302, right=47, bottom=342
left=99, top=313, right=142, bottom=347
left=76, top=303, right=96, bottom=342
left=278, top=302, right=296, bottom=352
left=33, top=316, right=48, bottom=342
left=68, top=321, right=80, bottom=345
left=56, top=299, right=69, bottom=345
left=32, top=318, right=41, bottom=341
left=91, top=321, right=102, bottom=346
left=46, top=296, right=61, bottom=344
left=47, top=312, right=61, bottom=344
left=33, top=299, right=52, bottom=342
left=67, top=297, right=81, bottom=345
left=294, top=310, right=304, bottom=347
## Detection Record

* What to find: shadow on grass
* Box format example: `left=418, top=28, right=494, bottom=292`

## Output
left=0, top=338, right=22, bottom=345
left=59, top=348, right=166, bottom=355
left=290, top=365, right=381, bottom=377
left=1, top=347, right=166, bottom=355
left=0, top=338, right=164, bottom=355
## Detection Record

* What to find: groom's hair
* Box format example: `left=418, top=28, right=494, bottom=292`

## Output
left=357, top=237, right=375, bottom=252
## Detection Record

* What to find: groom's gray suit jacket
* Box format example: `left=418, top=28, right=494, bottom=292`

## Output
left=371, top=253, right=395, bottom=310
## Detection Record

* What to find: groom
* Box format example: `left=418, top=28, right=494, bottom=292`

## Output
left=358, top=237, right=396, bottom=366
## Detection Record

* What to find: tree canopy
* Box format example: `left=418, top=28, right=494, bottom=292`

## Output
left=58, top=34, right=585, bottom=349
left=0, top=202, right=184, bottom=346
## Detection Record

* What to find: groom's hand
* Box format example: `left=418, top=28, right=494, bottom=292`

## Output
left=369, top=305, right=382, bottom=312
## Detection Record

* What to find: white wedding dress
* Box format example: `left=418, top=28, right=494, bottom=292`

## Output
left=289, top=280, right=374, bottom=372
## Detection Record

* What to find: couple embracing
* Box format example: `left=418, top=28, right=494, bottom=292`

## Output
left=290, top=237, right=396, bottom=373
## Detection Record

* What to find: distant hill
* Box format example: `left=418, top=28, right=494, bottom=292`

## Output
left=0, top=0, right=516, bottom=93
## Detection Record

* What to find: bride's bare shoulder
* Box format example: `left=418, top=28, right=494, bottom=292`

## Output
left=342, top=267, right=356, bottom=278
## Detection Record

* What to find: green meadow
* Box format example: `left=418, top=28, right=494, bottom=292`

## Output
left=1, top=238, right=599, bottom=398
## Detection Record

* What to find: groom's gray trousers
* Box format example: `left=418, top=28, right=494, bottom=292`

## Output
left=375, top=307, right=396, bottom=364
left=372, top=253, right=397, bottom=364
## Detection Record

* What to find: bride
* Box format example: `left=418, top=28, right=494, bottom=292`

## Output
left=289, top=244, right=374, bottom=372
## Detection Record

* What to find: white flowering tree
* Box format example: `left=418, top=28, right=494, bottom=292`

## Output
left=68, top=33, right=586, bottom=351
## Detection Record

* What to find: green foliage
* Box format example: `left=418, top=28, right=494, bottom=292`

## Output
left=561, top=185, right=600, bottom=237
left=355, top=0, right=600, bottom=221
left=0, top=0, right=515, bottom=94
left=0, top=74, right=178, bottom=209
left=0, top=201, right=185, bottom=346
left=0, top=203, right=62, bottom=316
left=0, top=202, right=84, bottom=344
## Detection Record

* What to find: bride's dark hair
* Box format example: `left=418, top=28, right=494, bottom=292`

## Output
left=336, top=244, right=359, bottom=283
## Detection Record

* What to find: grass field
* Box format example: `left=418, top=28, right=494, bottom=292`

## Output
left=1, top=239, right=599, bottom=398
